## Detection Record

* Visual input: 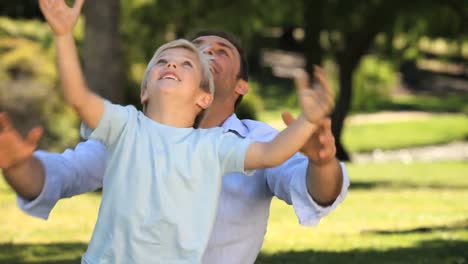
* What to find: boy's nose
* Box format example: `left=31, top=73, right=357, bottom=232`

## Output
left=166, top=62, right=177, bottom=68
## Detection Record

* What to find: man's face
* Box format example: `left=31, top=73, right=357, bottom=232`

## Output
left=192, top=36, right=242, bottom=100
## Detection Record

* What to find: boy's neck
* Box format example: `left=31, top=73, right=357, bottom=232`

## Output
left=145, top=102, right=197, bottom=128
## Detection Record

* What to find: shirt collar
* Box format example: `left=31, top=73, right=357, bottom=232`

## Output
left=221, top=114, right=249, bottom=138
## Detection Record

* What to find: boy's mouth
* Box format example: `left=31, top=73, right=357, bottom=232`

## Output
left=159, top=71, right=181, bottom=81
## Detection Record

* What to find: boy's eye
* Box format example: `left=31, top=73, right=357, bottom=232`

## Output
left=183, top=61, right=193, bottom=68
left=156, top=59, right=167, bottom=64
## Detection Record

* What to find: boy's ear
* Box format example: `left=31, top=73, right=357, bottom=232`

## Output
left=234, top=79, right=249, bottom=96
left=196, top=93, right=213, bottom=109
left=140, top=89, right=149, bottom=105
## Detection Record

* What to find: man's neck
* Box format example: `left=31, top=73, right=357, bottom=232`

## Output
left=199, top=99, right=235, bottom=128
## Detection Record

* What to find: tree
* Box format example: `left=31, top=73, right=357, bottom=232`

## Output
left=302, top=0, right=466, bottom=160
left=1, top=0, right=126, bottom=104
left=82, top=1, right=125, bottom=103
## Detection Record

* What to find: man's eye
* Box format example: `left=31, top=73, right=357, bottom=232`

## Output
left=219, top=49, right=228, bottom=56
left=157, top=59, right=167, bottom=64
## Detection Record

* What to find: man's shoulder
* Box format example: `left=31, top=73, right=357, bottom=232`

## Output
left=241, top=119, right=279, bottom=140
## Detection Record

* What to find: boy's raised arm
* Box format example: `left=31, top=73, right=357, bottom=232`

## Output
left=245, top=69, right=334, bottom=170
left=39, top=0, right=103, bottom=129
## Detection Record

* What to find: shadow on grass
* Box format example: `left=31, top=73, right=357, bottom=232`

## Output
left=350, top=181, right=468, bottom=191
left=0, top=242, right=86, bottom=264
left=362, top=218, right=468, bottom=235
left=257, top=239, right=468, bottom=264
left=1, top=238, right=467, bottom=264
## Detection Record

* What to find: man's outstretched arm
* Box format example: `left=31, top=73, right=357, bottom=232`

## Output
left=1, top=112, right=106, bottom=219
left=0, top=112, right=44, bottom=199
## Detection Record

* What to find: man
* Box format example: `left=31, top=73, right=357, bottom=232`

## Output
left=0, top=29, right=349, bottom=263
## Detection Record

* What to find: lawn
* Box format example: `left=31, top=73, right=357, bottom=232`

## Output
left=1, top=161, right=467, bottom=263
left=259, top=111, right=468, bottom=153
left=343, top=114, right=468, bottom=153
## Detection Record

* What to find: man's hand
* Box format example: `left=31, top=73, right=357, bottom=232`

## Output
left=282, top=114, right=336, bottom=165
left=0, top=112, right=43, bottom=170
left=283, top=65, right=336, bottom=164
left=294, top=66, right=334, bottom=125
left=39, top=0, right=85, bottom=36
left=282, top=66, right=342, bottom=205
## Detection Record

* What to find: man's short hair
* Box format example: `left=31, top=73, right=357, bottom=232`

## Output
left=190, top=30, right=248, bottom=109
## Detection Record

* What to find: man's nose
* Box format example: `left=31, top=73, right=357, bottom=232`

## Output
left=203, top=46, right=214, bottom=56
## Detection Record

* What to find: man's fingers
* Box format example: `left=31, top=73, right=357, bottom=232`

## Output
left=313, top=65, right=335, bottom=103
left=0, top=112, right=13, bottom=131
left=294, top=68, right=309, bottom=93
left=38, top=0, right=54, bottom=21
left=324, top=118, right=332, bottom=130
left=25, top=126, right=44, bottom=146
left=313, top=65, right=327, bottom=86
left=38, top=0, right=48, bottom=16
left=73, top=0, right=85, bottom=12
left=281, top=111, right=296, bottom=127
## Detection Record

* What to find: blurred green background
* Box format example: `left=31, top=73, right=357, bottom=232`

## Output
left=0, top=0, right=467, bottom=263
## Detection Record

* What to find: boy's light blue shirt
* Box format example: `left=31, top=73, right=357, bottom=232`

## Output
left=80, top=101, right=252, bottom=264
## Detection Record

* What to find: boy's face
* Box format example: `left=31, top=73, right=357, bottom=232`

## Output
left=141, top=47, right=211, bottom=110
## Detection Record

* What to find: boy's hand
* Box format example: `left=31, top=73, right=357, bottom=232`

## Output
left=39, top=0, right=85, bottom=36
left=294, top=65, right=334, bottom=124
left=0, top=113, right=43, bottom=170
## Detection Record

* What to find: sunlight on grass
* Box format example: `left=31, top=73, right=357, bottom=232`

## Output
left=259, top=161, right=468, bottom=263
left=1, top=161, right=467, bottom=263
left=259, top=111, right=468, bottom=153
left=343, top=114, right=468, bottom=152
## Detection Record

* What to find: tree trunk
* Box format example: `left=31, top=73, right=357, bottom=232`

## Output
left=332, top=60, right=354, bottom=161
left=82, top=1, right=125, bottom=104
left=303, top=0, right=325, bottom=70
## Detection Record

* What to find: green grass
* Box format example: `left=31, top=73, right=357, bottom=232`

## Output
left=1, top=161, right=467, bottom=263
left=259, top=111, right=468, bottom=153
left=257, top=161, right=468, bottom=263
left=343, top=114, right=468, bottom=153
left=382, top=94, right=468, bottom=114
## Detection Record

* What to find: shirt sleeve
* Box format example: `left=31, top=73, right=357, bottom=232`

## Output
left=217, top=131, right=253, bottom=175
left=16, top=139, right=108, bottom=219
left=265, top=153, right=350, bottom=226
left=80, top=101, right=136, bottom=147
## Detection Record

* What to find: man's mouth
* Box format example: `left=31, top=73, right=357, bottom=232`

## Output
left=210, top=63, right=220, bottom=75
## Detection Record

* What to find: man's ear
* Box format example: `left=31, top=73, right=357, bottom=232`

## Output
left=140, top=89, right=149, bottom=105
left=234, top=79, right=249, bottom=96
left=196, top=92, right=214, bottom=109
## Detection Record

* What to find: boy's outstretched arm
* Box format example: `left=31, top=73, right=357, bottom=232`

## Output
left=245, top=69, right=334, bottom=170
left=39, top=0, right=103, bottom=129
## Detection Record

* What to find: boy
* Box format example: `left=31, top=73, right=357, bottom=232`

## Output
left=39, top=0, right=334, bottom=263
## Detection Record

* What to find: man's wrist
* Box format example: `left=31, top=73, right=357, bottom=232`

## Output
left=3, top=156, right=33, bottom=172
left=308, top=155, right=336, bottom=168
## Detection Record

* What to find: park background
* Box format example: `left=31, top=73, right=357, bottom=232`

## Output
left=0, top=0, right=467, bottom=263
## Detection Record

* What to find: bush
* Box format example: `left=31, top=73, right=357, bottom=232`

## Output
left=0, top=17, right=80, bottom=151
left=235, top=81, right=264, bottom=120
left=352, top=55, right=397, bottom=112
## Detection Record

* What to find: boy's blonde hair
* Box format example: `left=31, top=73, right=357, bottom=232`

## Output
left=140, top=39, right=214, bottom=95
left=140, top=39, right=214, bottom=127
